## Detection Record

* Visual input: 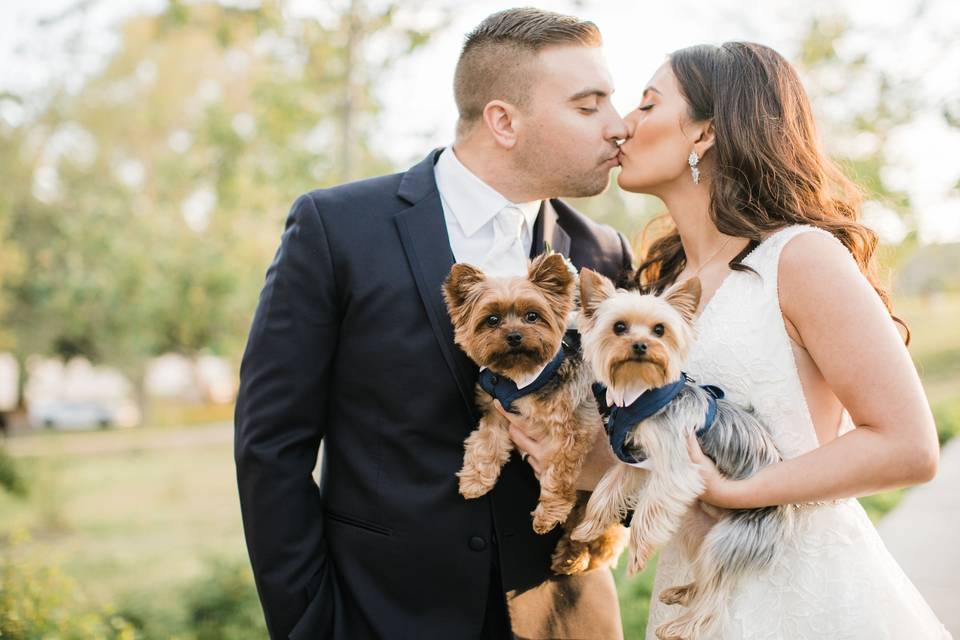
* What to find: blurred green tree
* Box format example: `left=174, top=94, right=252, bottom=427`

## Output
left=793, top=7, right=959, bottom=285
left=0, top=0, right=441, bottom=413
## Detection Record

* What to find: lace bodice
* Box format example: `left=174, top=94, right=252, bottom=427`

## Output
left=686, top=225, right=846, bottom=458
left=644, top=225, right=950, bottom=639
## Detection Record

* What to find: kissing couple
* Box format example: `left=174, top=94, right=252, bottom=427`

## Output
left=234, top=7, right=950, bottom=640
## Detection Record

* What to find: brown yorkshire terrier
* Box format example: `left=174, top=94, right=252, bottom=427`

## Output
left=442, top=253, right=627, bottom=575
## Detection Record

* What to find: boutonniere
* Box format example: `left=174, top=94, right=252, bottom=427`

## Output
left=542, top=241, right=579, bottom=280
left=543, top=241, right=581, bottom=331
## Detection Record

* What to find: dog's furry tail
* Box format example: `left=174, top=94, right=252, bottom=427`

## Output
left=707, top=504, right=793, bottom=577
left=675, top=506, right=793, bottom=638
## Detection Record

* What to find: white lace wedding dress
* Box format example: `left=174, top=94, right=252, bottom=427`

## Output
left=645, top=225, right=951, bottom=639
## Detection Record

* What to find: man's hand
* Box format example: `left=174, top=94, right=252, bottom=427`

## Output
left=494, top=400, right=617, bottom=491
left=575, top=424, right=619, bottom=491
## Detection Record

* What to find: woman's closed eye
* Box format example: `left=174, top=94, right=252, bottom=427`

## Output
left=638, top=104, right=654, bottom=112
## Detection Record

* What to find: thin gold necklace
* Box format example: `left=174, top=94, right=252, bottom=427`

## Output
left=689, top=236, right=733, bottom=277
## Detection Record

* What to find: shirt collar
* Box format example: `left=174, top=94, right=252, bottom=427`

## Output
left=434, top=146, right=542, bottom=238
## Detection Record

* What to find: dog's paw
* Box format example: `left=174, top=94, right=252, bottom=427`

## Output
left=458, top=473, right=493, bottom=499
left=551, top=549, right=591, bottom=575
left=531, top=504, right=565, bottom=533
left=570, top=519, right=603, bottom=542
left=656, top=614, right=714, bottom=640
left=532, top=513, right=560, bottom=534
left=658, top=583, right=695, bottom=607
left=654, top=621, right=688, bottom=640
left=627, top=549, right=649, bottom=577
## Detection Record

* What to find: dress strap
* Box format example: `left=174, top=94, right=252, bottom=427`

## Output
left=743, top=225, right=844, bottom=292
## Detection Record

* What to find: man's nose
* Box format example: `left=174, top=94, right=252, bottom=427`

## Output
left=607, top=109, right=629, bottom=142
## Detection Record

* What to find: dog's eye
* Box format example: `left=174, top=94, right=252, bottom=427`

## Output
left=653, top=323, right=665, bottom=337
left=524, top=311, right=539, bottom=323
left=486, top=315, right=501, bottom=327
left=613, top=321, right=627, bottom=335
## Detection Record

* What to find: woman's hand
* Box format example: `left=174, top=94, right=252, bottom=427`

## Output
left=494, top=400, right=616, bottom=490
left=687, top=432, right=749, bottom=509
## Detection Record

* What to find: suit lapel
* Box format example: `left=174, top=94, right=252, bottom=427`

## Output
left=529, top=199, right=571, bottom=259
left=394, top=149, right=480, bottom=423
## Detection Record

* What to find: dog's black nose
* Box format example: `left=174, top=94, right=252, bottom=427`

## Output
left=632, top=342, right=647, bottom=355
left=506, top=332, right=523, bottom=347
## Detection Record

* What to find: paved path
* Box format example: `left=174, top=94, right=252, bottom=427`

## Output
left=879, top=437, right=960, bottom=636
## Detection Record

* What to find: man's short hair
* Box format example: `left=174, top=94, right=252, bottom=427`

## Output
left=454, top=8, right=601, bottom=136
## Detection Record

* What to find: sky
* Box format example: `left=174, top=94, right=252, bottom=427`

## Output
left=2, top=0, right=958, bottom=242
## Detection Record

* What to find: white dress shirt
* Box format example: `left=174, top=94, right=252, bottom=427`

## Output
left=434, top=146, right=542, bottom=277
left=435, top=146, right=547, bottom=386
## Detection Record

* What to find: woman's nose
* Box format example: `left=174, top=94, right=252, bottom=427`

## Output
left=622, top=110, right=638, bottom=137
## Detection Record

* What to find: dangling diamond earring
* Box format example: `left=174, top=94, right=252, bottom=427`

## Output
left=688, top=150, right=701, bottom=184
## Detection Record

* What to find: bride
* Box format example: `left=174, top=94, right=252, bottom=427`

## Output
left=615, top=42, right=951, bottom=638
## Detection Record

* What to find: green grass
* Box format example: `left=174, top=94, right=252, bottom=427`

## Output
left=932, top=395, right=960, bottom=445
left=859, top=489, right=907, bottom=523
left=615, top=554, right=658, bottom=639
left=0, top=433, right=246, bottom=628
left=897, top=294, right=960, bottom=405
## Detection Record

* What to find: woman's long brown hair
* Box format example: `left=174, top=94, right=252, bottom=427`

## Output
left=634, top=42, right=908, bottom=342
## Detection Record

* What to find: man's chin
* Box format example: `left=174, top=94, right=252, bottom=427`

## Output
left=568, top=172, right=613, bottom=198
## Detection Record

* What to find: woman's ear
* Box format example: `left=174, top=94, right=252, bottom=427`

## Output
left=482, top=100, right=521, bottom=150
left=693, top=120, right=715, bottom=159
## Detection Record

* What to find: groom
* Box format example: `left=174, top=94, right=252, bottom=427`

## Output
left=235, top=8, right=631, bottom=640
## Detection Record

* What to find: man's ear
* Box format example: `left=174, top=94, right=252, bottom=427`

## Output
left=482, top=100, right=520, bottom=150
left=663, top=277, right=701, bottom=324
left=579, top=268, right=616, bottom=319
left=443, top=263, right=485, bottom=318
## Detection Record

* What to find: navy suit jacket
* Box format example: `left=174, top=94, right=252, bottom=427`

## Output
left=235, top=149, right=633, bottom=640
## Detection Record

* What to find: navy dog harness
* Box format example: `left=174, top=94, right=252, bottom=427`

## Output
left=478, top=341, right=572, bottom=413
left=593, top=374, right=725, bottom=465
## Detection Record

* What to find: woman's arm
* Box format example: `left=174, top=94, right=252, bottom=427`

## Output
left=691, top=231, right=939, bottom=509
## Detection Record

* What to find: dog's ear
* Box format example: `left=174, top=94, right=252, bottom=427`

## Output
left=443, top=263, right=485, bottom=317
left=579, top=268, right=616, bottom=319
left=527, top=253, right=574, bottom=301
left=664, top=277, right=701, bottom=324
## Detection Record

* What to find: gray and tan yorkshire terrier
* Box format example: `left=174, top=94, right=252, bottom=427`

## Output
left=571, top=268, right=794, bottom=640
left=442, top=252, right=627, bottom=575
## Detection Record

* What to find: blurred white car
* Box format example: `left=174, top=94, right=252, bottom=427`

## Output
left=28, top=400, right=138, bottom=430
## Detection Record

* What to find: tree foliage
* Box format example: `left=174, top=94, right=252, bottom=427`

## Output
left=0, top=0, right=439, bottom=389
